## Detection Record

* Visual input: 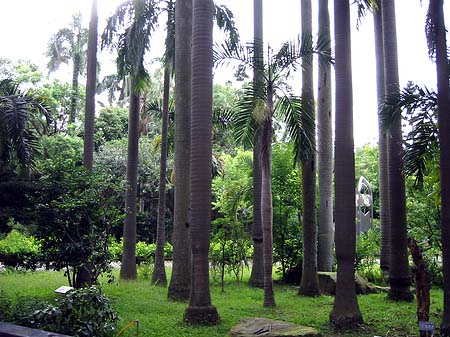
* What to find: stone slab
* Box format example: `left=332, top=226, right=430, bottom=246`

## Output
left=0, top=322, right=72, bottom=337
left=231, top=317, right=322, bottom=337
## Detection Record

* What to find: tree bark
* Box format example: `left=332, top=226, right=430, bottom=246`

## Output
left=330, top=0, right=363, bottom=328
left=184, top=0, right=220, bottom=325
left=381, top=0, right=413, bottom=302
left=299, top=0, right=319, bottom=296
left=120, top=87, right=140, bottom=280
left=249, top=0, right=264, bottom=289
left=373, top=4, right=391, bottom=273
left=317, top=0, right=334, bottom=273
left=152, top=64, right=171, bottom=287
left=168, top=0, right=192, bottom=301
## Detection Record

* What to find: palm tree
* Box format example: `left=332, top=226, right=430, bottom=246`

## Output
left=216, top=35, right=324, bottom=307
left=329, top=0, right=363, bottom=328
left=184, top=0, right=220, bottom=325
left=381, top=0, right=413, bottom=302
left=317, top=0, right=334, bottom=273
left=47, top=13, right=88, bottom=125
left=152, top=0, right=175, bottom=287
left=299, top=0, right=320, bottom=296
left=426, top=0, right=450, bottom=333
left=0, top=79, right=51, bottom=175
left=168, top=0, right=193, bottom=301
left=372, top=1, right=391, bottom=273
left=248, top=0, right=264, bottom=289
left=102, top=0, right=159, bottom=280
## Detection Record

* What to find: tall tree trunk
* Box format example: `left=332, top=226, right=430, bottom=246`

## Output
left=184, top=0, right=220, bottom=325
left=76, top=0, right=98, bottom=289
left=330, top=0, right=363, bottom=328
left=381, top=0, right=413, bottom=302
left=429, top=0, right=450, bottom=333
left=299, top=0, right=319, bottom=296
left=120, top=86, right=140, bottom=280
left=70, top=52, right=81, bottom=125
left=249, top=0, right=264, bottom=289
left=317, top=0, right=334, bottom=273
left=262, top=84, right=275, bottom=307
left=152, top=64, right=171, bottom=287
left=373, top=3, right=390, bottom=273
left=168, top=0, right=192, bottom=301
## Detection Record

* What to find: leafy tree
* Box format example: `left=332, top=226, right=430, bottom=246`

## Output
left=94, top=107, right=129, bottom=150
left=47, top=13, right=88, bottom=124
left=0, top=59, right=43, bottom=86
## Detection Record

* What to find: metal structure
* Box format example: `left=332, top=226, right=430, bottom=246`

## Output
left=356, top=176, right=373, bottom=234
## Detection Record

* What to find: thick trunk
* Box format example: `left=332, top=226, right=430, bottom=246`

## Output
left=330, top=0, right=363, bottom=328
left=373, top=6, right=390, bottom=272
left=249, top=0, right=264, bottom=289
left=184, top=0, right=219, bottom=325
left=317, top=0, right=334, bottom=273
left=299, top=0, right=319, bottom=296
left=430, top=0, right=450, bottom=333
left=120, top=87, right=140, bottom=280
left=70, top=53, right=81, bottom=125
left=168, top=0, right=192, bottom=301
left=381, top=0, right=413, bottom=301
left=261, top=87, right=275, bottom=308
left=152, top=64, right=171, bottom=287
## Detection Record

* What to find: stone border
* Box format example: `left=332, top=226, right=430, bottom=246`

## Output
left=0, top=322, right=72, bottom=337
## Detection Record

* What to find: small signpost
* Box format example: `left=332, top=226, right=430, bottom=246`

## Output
left=54, top=285, right=74, bottom=295
left=419, top=321, right=435, bottom=336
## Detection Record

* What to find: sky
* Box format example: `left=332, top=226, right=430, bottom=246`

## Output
left=0, top=0, right=448, bottom=147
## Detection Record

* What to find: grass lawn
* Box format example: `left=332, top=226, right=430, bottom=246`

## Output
left=0, top=268, right=444, bottom=337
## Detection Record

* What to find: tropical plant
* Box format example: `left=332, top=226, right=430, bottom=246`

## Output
left=102, top=0, right=160, bottom=281
left=47, top=13, right=88, bottom=124
left=329, top=0, right=363, bottom=328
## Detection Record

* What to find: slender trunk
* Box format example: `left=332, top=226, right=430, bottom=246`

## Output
left=168, top=0, right=192, bottom=301
left=152, top=65, right=171, bottom=287
left=429, top=0, right=450, bottom=333
left=373, top=4, right=390, bottom=273
left=120, top=86, right=140, bottom=280
left=381, top=0, right=413, bottom=301
left=249, top=0, right=264, bottom=289
left=330, top=0, right=363, bottom=328
left=70, top=53, right=81, bottom=125
left=76, top=0, right=98, bottom=289
left=261, top=84, right=275, bottom=307
left=184, top=0, right=220, bottom=325
left=317, top=0, right=334, bottom=273
left=299, top=0, right=319, bottom=296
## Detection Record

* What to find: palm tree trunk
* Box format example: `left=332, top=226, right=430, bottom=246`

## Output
left=429, top=0, right=450, bottom=333
left=299, top=0, right=319, bottom=296
left=330, top=0, right=363, bottom=328
left=76, top=0, right=98, bottom=289
left=168, top=0, right=192, bottom=301
left=317, top=0, right=334, bottom=273
left=70, top=53, right=81, bottom=125
left=262, top=84, right=275, bottom=308
left=373, top=4, right=390, bottom=273
left=120, top=85, right=140, bottom=280
left=184, top=0, right=220, bottom=325
left=152, top=64, right=171, bottom=287
left=249, top=0, right=264, bottom=289
left=381, top=0, right=413, bottom=302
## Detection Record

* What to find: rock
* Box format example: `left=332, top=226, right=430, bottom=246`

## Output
left=231, top=317, right=322, bottom=337
left=318, top=272, right=387, bottom=295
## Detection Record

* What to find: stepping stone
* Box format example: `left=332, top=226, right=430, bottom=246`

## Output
left=231, top=317, right=322, bottom=337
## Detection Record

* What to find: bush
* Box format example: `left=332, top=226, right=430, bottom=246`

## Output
left=109, top=239, right=173, bottom=264
left=0, top=230, right=41, bottom=268
left=24, top=287, right=118, bottom=337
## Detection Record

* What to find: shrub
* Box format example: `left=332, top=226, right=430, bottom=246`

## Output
left=24, top=287, right=118, bottom=337
left=0, top=230, right=41, bottom=268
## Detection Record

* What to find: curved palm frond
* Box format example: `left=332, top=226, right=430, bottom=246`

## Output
left=214, top=4, right=240, bottom=51
left=353, top=0, right=379, bottom=29
left=232, top=82, right=267, bottom=148
left=212, top=107, right=233, bottom=131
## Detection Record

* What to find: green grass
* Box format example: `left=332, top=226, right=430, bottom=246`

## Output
left=0, top=268, right=444, bottom=337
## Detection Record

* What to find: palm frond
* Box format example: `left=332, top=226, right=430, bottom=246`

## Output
left=353, top=0, right=379, bottom=29
left=213, top=107, right=233, bottom=131
left=275, top=92, right=315, bottom=164
left=232, top=83, right=266, bottom=148
left=214, top=4, right=240, bottom=51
